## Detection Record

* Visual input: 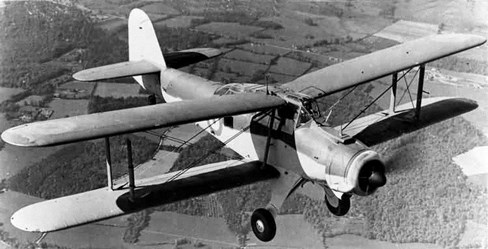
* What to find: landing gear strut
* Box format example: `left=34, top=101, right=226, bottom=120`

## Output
left=251, top=208, right=276, bottom=242
left=325, top=193, right=350, bottom=216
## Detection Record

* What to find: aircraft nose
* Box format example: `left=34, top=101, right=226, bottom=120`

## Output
left=369, top=171, right=387, bottom=187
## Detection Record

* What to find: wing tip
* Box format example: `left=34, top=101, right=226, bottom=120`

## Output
left=72, top=70, right=89, bottom=81
left=1, top=127, right=34, bottom=147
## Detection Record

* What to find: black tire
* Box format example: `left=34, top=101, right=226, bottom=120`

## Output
left=251, top=208, right=276, bottom=242
left=325, top=194, right=351, bottom=216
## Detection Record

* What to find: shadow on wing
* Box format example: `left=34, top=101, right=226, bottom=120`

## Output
left=115, top=162, right=279, bottom=212
left=354, top=98, right=478, bottom=147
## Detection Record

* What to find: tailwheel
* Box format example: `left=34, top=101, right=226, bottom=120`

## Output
left=325, top=194, right=351, bottom=216
left=251, top=208, right=276, bottom=242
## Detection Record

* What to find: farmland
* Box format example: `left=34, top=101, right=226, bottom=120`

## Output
left=94, top=82, right=146, bottom=98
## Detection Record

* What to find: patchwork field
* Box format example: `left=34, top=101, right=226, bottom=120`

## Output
left=247, top=214, right=324, bottom=249
left=155, top=15, right=201, bottom=29
left=48, top=99, right=89, bottom=119
left=328, top=234, right=442, bottom=249
left=0, top=145, right=65, bottom=179
left=140, top=211, right=237, bottom=248
left=95, top=82, right=146, bottom=98
left=60, top=81, right=96, bottom=93
left=195, top=22, right=263, bottom=39
left=0, top=87, right=23, bottom=103
left=223, top=49, right=276, bottom=65
left=458, top=220, right=488, bottom=248
left=453, top=146, right=488, bottom=189
left=115, top=150, right=179, bottom=184
left=375, top=20, right=439, bottom=42
left=268, top=56, right=311, bottom=76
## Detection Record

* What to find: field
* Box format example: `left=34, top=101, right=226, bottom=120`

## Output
left=0, top=145, right=65, bottom=179
left=458, top=220, right=488, bottom=248
left=268, top=56, right=311, bottom=76
left=247, top=214, right=324, bottom=249
left=223, top=49, right=275, bottom=64
left=154, top=15, right=202, bottom=29
left=328, top=234, right=442, bottom=249
left=453, top=146, right=488, bottom=189
left=114, top=150, right=179, bottom=184
left=0, top=87, right=23, bottom=103
left=48, top=99, right=89, bottom=119
left=60, top=81, right=96, bottom=93
left=142, top=211, right=236, bottom=247
left=95, top=82, right=146, bottom=98
left=195, top=22, right=263, bottom=39
left=375, top=20, right=439, bottom=42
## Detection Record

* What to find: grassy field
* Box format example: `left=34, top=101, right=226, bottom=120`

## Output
left=458, top=220, right=488, bottom=248
left=328, top=234, right=442, bottom=249
left=0, top=145, right=65, bottom=180
left=246, top=214, right=324, bottom=249
left=140, top=211, right=238, bottom=248
left=195, top=22, right=263, bottom=39
left=223, top=49, right=276, bottom=65
left=268, top=56, right=311, bottom=76
left=375, top=20, right=439, bottom=42
left=48, top=99, right=89, bottom=119
left=60, top=81, right=96, bottom=93
left=155, top=15, right=202, bottom=29
left=95, top=82, right=146, bottom=98
left=0, top=87, right=23, bottom=103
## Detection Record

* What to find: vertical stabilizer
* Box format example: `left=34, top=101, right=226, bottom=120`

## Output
left=128, top=9, right=165, bottom=92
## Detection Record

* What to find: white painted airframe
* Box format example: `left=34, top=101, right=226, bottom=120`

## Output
left=1, top=9, right=486, bottom=242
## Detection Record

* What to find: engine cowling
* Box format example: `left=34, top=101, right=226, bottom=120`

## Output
left=295, top=125, right=386, bottom=196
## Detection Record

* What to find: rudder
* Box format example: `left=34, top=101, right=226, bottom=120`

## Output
left=128, top=9, right=165, bottom=92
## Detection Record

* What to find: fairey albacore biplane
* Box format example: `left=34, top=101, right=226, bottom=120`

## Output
left=2, top=9, right=486, bottom=242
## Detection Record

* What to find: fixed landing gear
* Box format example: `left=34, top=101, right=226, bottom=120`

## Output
left=325, top=193, right=351, bottom=216
left=251, top=208, right=276, bottom=242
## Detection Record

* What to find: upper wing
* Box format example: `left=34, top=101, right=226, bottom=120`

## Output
left=1, top=94, right=285, bottom=147
left=11, top=160, right=280, bottom=232
left=283, top=34, right=486, bottom=98
left=335, top=97, right=478, bottom=147
left=73, top=48, right=222, bottom=81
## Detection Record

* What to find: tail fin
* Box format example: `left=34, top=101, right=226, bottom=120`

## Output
left=128, top=8, right=165, bottom=90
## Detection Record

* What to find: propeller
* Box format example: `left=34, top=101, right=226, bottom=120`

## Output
left=358, top=160, right=386, bottom=194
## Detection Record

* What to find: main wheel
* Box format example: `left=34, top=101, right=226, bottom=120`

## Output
left=251, top=208, right=276, bottom=242
left=325, top=194, right=351, bottom=216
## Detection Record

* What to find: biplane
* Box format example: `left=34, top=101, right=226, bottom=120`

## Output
left=2, top=9, right=485, bottom=242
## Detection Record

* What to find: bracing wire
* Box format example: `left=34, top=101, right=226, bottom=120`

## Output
left=164, top=109, right=273, bottom=184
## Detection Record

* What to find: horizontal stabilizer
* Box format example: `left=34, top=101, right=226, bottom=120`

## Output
left=11, top=160, right=279, bottom=232
left=73, top=48, right=222, bottom=82
left=164, top=48, right=222, bottom=69
left=283, top=34, right=486, bottom=98
left=337, top=97, right=478, bottom=146
left=1, top=94, right=285, bottom=147
left=73, top=60, right=160, bottom=81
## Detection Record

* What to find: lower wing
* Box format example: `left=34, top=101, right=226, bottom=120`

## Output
left=11, top=160, right=279, bottom=232
left=335, top=97, right=477, bottom=146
